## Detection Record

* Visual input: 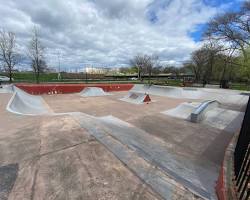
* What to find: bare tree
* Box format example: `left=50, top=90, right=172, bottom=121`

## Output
left=146, top=55, right=159, bottom=84
left=28, top=27, right=47, bottom=83
left=130, top=54, right=146, bottom=81
left=0, top=30, right=19, bottom=82
left=130, top=54, right=158, bottom=83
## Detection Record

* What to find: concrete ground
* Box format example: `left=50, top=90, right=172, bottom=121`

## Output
left=0, top=93, right=162, bottom=200
left=43, top=92, right=238, bottom=165
left=0, top=90, right=245, bottom=200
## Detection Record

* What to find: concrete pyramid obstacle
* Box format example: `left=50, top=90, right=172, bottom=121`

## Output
left=120, top=92, right=151, bottom=104
left=6, top=87, right=52, bottom=115
left=80, top=87, right=110, bottom=97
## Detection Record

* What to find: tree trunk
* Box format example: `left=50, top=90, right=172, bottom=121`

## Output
left=148, top=71, right=151, bottom=84
left=35, top=72, right=40, bottom=84
left=8, top=69, right=12, bottom=83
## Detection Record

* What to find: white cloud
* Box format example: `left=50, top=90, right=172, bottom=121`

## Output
left=0, top=0, right=230, bottom=70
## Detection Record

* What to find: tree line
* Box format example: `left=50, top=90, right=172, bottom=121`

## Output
left=128, top=1, right=250, bottom=85
left=0, top=27, right=47, bottom=83
left=1, top=1, right=249, bottom=85
left=185, top=1, right=250, bottom=84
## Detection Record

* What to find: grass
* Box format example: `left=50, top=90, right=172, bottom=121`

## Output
left=231, top=83, right=250, bottom=91
left=1, top=72, right=249, bottom=91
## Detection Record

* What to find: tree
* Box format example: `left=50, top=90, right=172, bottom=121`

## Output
left=189, top=47, right=208, bottom=82
left=151, top=65, right=163, bottom=74
left=130, top=54, right=149, bottom=81
left=203, top=40, right=222, bottom=83
left=146, top=55, right=159, bottom=84
left=238, top=46, right=250, bottom=81
left=130, top=54, right=159, bottom=83
left=205, top=1, right=250, bottom=61
left=119, top=66, right=137, bottom=74
left=0, top=30, right=19, bottom=82
left=28, top=27, right=47, bottom=84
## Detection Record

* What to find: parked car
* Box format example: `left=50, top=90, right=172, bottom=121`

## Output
left=0, top=76, right=11, bottom=82
left=130, top=77, right=138, bottom=80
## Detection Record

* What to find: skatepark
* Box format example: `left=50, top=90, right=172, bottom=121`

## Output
left=0, top=83, right=248, bottom=200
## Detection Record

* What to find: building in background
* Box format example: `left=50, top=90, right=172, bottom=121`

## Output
left=84, top=66, right=119, bottom=74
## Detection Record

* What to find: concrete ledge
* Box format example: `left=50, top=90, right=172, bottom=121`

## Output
left=190, top=100, right=219, bottom=123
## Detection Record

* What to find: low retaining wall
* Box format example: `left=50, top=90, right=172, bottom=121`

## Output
left=216, top=132, right=239, bottom=200
left=15, top=83, right=134, bottom=95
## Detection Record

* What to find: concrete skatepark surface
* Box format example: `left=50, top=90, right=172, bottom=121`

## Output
left=0, top=84, right=13, bottom=94
left=0, top=84, right=249, bottom=200
left=162, top=100, right=244, bottom=131
left=131, top=84, right=248, bottom=109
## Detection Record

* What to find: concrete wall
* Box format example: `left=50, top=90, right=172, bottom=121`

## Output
left=15, top=83, right=134, bottom=95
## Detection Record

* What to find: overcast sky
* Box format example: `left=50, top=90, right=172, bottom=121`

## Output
left=0, top=0, right=242, bottom=70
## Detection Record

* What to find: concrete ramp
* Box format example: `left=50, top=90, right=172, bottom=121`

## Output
left=130, top=84, right=151, bottom=93
left=72, top=113, right=218, bottom=200
left=130, top=84, right=248, bottom=107
left=162, top=102, right=201, bottom=120
left=162, top=100, right=243, bottom=131
left=120, top=92, right=151, bottom=104
left=163, top=100, right=219, bottom=122
left=202, top=108, right=244, bottom=132
left=80, top=87, right=110, bottom=97
left=6, top=87, right=52, bottom=115
left=0, top=84, right=14, bottom=93
left=190, top=100, right=220, bottom=123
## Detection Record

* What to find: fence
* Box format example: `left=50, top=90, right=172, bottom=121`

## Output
left=234, top=96, right=250, bottom=200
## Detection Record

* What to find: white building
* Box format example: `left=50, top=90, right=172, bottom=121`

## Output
left=84, top=67, right=110, bottom=74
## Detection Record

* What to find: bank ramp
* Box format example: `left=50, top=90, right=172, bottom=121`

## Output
left=130, top=84, right=248, bottom=107
left=6, top=87, right=52, bottom=115
left=80, top=87, right=111, bottom=97
left=72, top=113, right=218, bottom=200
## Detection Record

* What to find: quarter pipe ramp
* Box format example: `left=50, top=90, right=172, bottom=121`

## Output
left=6, top=87, right=52, bottom=115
